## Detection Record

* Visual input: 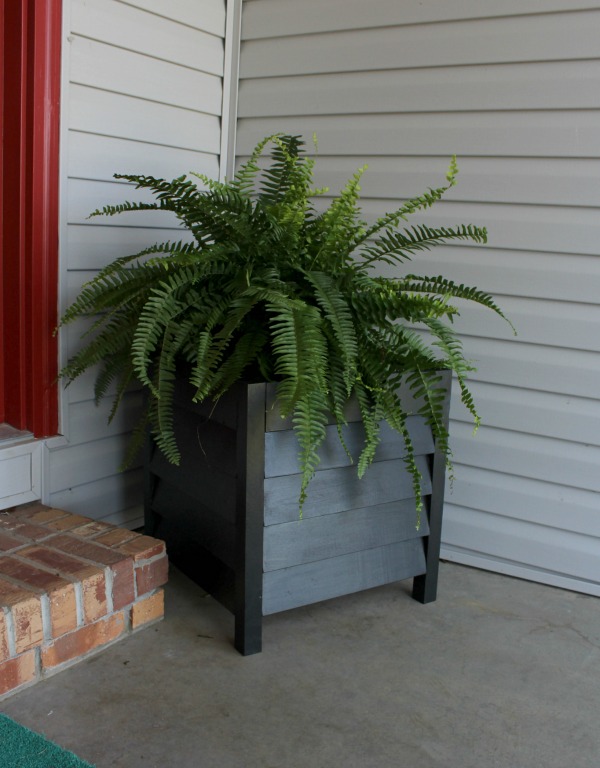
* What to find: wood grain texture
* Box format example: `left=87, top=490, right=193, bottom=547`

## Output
left=262, top=539, right=426, bottom=615
left=264, top=455, right=431, bottom=525
left=265, top=415, right=433, bottom=477
left=263, top=498, right=428, bottom=571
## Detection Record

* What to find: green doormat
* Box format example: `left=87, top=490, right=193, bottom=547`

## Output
left=0, top=714, right=95, bottom=768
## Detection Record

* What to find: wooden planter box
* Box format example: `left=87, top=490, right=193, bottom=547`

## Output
left=144, top=372, right=451, bottom=655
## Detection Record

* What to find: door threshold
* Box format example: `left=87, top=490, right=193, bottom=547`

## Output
left=0, top=423, right=34, bottom=446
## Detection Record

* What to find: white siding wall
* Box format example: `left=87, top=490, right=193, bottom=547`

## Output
left=52, top=0, right=227, bottom=527
left=237, top=1, right=600, bottom=594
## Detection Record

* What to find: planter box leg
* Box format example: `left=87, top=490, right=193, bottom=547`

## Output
left=234, top=383, right=266, bottom=655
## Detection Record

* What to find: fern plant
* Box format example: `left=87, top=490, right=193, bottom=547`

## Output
left=58, top=134, right=513, bottom=513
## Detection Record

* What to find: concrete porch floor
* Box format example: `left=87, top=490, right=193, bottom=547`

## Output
left=1, top=561, right=599, bottom=767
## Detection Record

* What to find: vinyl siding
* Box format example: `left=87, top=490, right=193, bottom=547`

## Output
left=52, top=0, right=227, bottom=527
left=237, top=1, right=600, bottom=594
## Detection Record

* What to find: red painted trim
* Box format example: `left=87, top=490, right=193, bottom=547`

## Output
left=1, top=0, right=61, bottom=437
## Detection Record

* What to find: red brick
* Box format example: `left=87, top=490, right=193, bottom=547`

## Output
left=0, top=532, right=22, bottom=552
left=80, top=571, right=107, bottom=623
left=0, top=555, right=72, bottom=593
left=44, top=535, right=135, bottom=612
left=0, top=519, right=52, bottom=542
left=17, top=544, right=104, bottom=582
left=70, top=521, right=113, bottom=538
left=131, top=589, right=164, bottom=630
left=0, top=650, right=37, bottom=696
left=0, top=611, right=9, bottom=662
left=41, top=613, right=125, bottom=669
left=24, top=507, right=70, bottom=525
left=47, top=584, right=78, bottom=638
left=0, top=555, right=78, bottom=638
left=0, top=579, right=43, bottom=654
left=45, top=534, right=128, bottom=566
left=110, top=559, right=135, bottom=610
left=45, top=514, right=94, bottom=532
left=135, top=555, right=169, bottom=596
left=94, top=528, right=141, bottom=548
left=117, top=535, right=165, bottom=562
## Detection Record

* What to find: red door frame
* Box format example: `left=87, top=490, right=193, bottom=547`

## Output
left=1, top=0, right=61, bottom=437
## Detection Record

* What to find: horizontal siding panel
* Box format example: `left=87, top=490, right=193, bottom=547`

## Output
left=358, top=199, right=600, bottom=256
left=241, top=11, right=600, bottom=77
left=384, top=247, right=600, bottom=306
left=239, top=60, right=600, bottom=117
left=65, top=225, right=193, bottom=271
left=459, top=338, right=600, bottom=400
left=49, top=470, right=143, bottom=523
left=66, top=393, right=142, bottom=445
left=442, top=505, right=600, bottom=586
left=447, top=464, right=600, bottom=538
left=68, top=132, right=218, bottom=183
left=71, top=0, right=224, bottom=75
left=237, top=112, right=600, bottom=159
left=450, top=381, right=600, bottom=447
left=122, top=0, right=226, bottom=37
left=70, top=37, right=223, bottom=115
left=67, top=178, right=180, bottom=228
left=97, top=506, right=143, bottom=530
left=450, top=422, right=600, bottom=494
left=242, top=0, right=600, bottom=38
left=241, top=155, right=600, bottom=210
left=449, top=295, right=600, bottom=353
left=69, top=84, right=221, bottom=153
left=49, top=435, right=141, bottom=492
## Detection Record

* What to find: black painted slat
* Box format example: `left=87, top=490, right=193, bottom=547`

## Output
left=152, top=478, right=236, bottom=568
left=263, top=497, right=429, bottom=572
left=262, top=538, right=427, bottom=615
left=264, top=454, right=431, bottom=525
left=150, top=449, right=237, bottom=524
left=265, top=414, right=433, bottom=478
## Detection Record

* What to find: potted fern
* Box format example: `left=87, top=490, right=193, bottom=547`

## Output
left=59, top=134, right=511, bottom=654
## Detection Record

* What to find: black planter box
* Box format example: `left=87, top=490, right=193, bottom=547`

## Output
left=144, top=372, right=451, bottom=654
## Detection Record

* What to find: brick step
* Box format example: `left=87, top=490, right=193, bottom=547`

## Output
left=0, top=503, right=168, bottom=699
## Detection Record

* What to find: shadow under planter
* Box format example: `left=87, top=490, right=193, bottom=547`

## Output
left=144, top=372, right=451, bottom=655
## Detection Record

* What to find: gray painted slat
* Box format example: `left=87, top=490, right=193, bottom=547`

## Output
left=265, top=384, right=427, bottom=431
left=262, top=539, right=426, bottom=615
left=263, top=498, right=428, bottom=572
left=264, top=454, right=431, bottom=525
left=265, top=416, right=433, bottom=477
